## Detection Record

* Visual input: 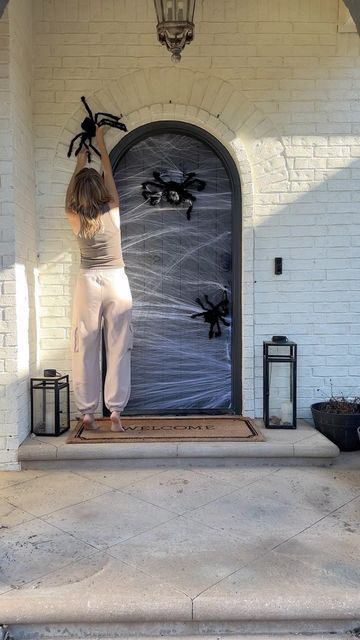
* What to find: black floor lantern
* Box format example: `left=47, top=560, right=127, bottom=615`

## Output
left=263, top=338, right=297, bottom=429
left=30, top=372, right=70, bottom=436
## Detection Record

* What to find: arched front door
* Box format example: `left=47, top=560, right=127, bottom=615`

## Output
left=103, top=122, right=241, bottom=415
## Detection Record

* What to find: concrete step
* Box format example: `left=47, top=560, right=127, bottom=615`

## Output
left=6, top=637, right=356, bottom=640
left=18, top=420, right=339, bottom=467
left=3, top=620, right=360, bottom=640
left=1, top=555, right=358, bottom=638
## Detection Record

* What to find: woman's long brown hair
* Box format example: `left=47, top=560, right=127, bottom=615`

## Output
left=66, top=168, right=112, bottom=239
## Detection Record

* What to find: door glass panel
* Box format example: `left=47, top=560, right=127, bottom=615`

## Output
left=113, top=132, right=233, bottom=414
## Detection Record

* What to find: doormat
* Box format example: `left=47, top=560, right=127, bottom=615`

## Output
left=67, top=416, right=264, bottom=444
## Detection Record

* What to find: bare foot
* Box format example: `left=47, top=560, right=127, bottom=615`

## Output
left=110, top=411, right=124, bottom=432
left=82, top=414, right=98, bottom=430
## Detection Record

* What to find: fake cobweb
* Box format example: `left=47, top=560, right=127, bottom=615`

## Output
left=113, top=133, right=233, bottom=414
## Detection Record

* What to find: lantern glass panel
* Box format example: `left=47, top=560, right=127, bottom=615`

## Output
left=33, top=384, right=55, bottom=435
left=268, top=359, right=294, bottom=427
left=59, top=384, right=69, bottom=432
left=268, top=344, right=290, bottom=357
left=155, top=0, right=195, bottom=22
left=166, top=1, right=174, bottom=20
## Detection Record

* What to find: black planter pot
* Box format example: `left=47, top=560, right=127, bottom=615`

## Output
left=311, top=402, right=360, bottom=452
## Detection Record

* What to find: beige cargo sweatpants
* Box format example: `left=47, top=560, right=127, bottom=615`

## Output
left=71, top=267, right=133, bottom=415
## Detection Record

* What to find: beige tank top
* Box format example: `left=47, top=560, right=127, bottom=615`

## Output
left=76, top=209, right=125, bottom=269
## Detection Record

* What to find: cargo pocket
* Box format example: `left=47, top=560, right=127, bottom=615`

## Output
left=71, top=326, right=79, bottom=353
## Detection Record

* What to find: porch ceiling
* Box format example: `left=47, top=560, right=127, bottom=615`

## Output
left=0, top=0, right=359, bottom=32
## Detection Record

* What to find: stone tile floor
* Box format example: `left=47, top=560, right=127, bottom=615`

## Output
left=0, top=453, right=359, bottom=625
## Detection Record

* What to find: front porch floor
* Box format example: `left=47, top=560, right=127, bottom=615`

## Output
left=0, top=448, right=359, bottom=637
left=18, top=419, right=339, bottom=464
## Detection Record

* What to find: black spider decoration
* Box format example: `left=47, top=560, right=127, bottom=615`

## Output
left=191, top=290, right=230, bottom=339
left=67, top=96, right=127, bottom=162
left=141, top=171, right=206, bottom=220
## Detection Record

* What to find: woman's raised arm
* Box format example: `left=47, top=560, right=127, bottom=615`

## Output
left=95, top=125, right=119, bottom=208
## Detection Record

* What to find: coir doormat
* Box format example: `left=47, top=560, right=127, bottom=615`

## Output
left=67, top=416, right=264, bottom=444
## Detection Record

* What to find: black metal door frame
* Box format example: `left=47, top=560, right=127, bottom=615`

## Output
left=102, top=121, right=242, bottom=415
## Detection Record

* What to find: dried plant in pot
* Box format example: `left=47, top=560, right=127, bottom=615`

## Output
left=311, top=393, right=360, bottom=452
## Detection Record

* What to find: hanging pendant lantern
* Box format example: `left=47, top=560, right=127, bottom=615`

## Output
left=154, top=0, right=196, bottom=63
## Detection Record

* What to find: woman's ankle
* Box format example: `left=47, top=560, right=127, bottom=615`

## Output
left=110, top=411, right=124, bottom=432
left=82, top=413, right=98, bottom=430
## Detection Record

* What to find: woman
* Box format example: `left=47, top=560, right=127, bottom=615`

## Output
left=65, top=125, right=132, bottom=432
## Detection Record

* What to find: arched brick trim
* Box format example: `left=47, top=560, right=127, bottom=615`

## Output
left=54, top=68, right=288, bottom=417
left=58, top=68, right=288, bottom=192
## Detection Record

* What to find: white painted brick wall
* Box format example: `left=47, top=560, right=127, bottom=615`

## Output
left=34, top=0, right=360, bottom=416
left=0, top=0, right=37, bottom=469
left=2, top=0, right=359, bottom=446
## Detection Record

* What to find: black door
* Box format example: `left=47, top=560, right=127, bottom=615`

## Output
left=104, top=123, right=241, bottom=415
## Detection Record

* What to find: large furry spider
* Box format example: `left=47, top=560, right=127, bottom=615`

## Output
left=67, top=96, right=127, bottom=162
left=141, top=171, right=206, bottom=220
left=191, top=290, right=230, bottom=339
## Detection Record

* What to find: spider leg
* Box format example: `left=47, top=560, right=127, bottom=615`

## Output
left=141, top=180, right=163, bottom=190
left=204, top=295, right=215, bottom=309
left=81, top=96, right=94, bottom=120
left=97, top=118, right=127, bottom=132
left=219, top=317, right=230, bottom=326
left=74, top=140, right=90, bottom=162
left=110, top=121, right=127, bottom=132
left=195, top=297, right=208, bottom=311
left=152, top=171, right=167, bottom=186
left=183, top=192, right=196, bottom=220
left=193, top=178, right=207, bottom=191
left=95, top=111, right=122, bottom=121
left=191, top=312, right=205, bottom=318
left=182, top=173, right=196, bottom=186
left=88, top=142, right=101, bottom=158
left=218, top=299, right=230, bottom=316
left=208, top=322, right=215, bottom=339
left=184, top=175, right=206, bottom=192
left=74, top=136, right=89, bottom=156
left=141, top=187, right=162, bottom=205
left=149, top=196, right=162, bottom=205
left=67, top=132, right=84, bottom=157
left=214, top=318, right=222, bottom=337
